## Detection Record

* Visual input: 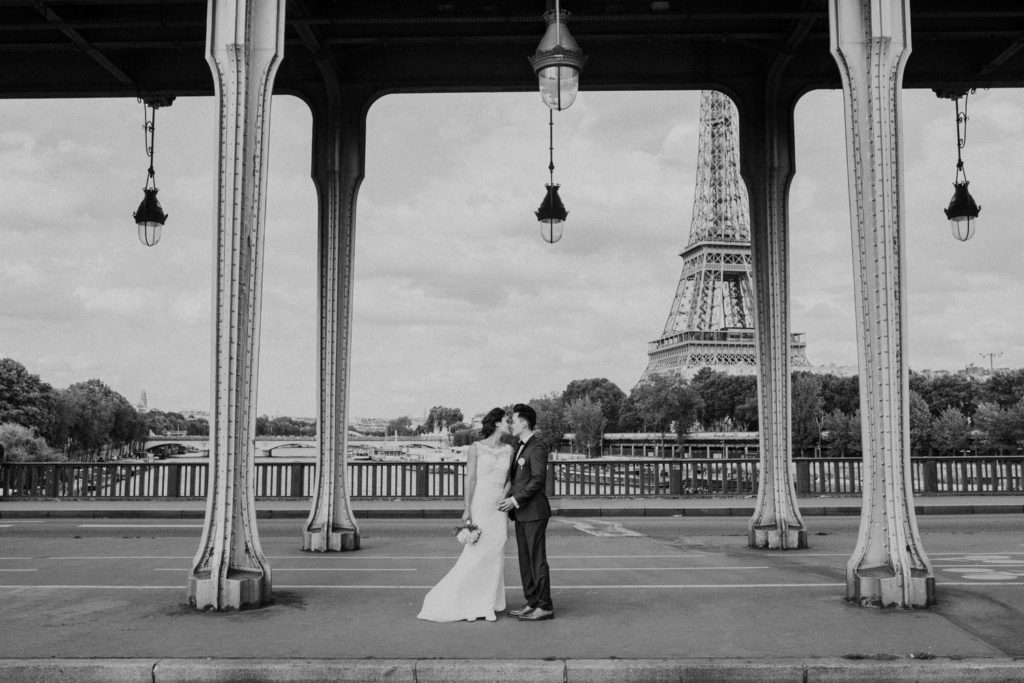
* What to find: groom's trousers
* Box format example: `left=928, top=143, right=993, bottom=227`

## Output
left=515, top=518, right=552, bottom=611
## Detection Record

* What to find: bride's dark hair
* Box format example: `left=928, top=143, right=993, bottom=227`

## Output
left=479, top=407, right=507, bottom=438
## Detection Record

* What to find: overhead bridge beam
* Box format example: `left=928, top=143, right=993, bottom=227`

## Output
left=26, top=0, right=135, bottom=86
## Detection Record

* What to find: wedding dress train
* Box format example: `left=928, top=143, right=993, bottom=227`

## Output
left=417, top=442, right=510, bottom=622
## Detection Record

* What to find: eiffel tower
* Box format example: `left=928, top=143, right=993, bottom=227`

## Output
left=642, top=91, right=810, bottom=380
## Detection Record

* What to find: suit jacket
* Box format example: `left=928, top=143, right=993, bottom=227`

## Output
left=508, top=434, right=551, bottom=522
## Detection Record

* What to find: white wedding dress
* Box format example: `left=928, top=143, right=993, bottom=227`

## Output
left=417, top=442, right=510, bottom=622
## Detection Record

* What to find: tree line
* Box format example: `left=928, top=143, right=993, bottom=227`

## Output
left=4, top=354, right=1023, bottom=462
left=0, top=358, right=319, bottom=462
left=456, top=368, right=1024, bottom=456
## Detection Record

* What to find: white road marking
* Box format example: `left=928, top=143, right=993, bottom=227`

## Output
left=276, top=583, right=846, bottom=590
left=45, top=556, right=191, bottom=560
left=0, top=520, right=46, bottom=523
left=553, top=567, right=771, bottom=571
left=33, top=553, right=706, bottom=561
left=557, top=519, right=643, bottom=537
left=153, top=567, right=415, bottom=572
left=0, top=585, right=179, bottom=590
left=75, top=528, right=199, bottom=532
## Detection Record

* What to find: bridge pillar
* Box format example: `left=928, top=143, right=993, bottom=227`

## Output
left=187, top=0, right=286, bottom=610
left=829, top=0, right=934, bottom=608
left=300, top=78, right=369, bottom=552
left=738, top=82, right=807, bottom=550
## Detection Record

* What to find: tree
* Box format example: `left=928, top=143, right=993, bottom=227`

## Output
left=981, top=369, right=1024, bottom=409
left=909, top=390, right=934, bottom=456
left=452, top=428, right=479, bottom=447
left=629, top=374, right=703, bottom=439
left=972, top=400, right=1024, bottom=453
left=564, top=396, right=606, bottom=456
left=530, top=393, right=569, bottom=452
left=50, top=379, right=146, bottom=459
left=910, top=372, right=979, bottom=417
left=562, top=378, right=626, bottom=432
left=819, top=374, right=860, bottom=416
left=186, top=417, right=210, bottom=437
left=733, top=395, right=759, bottom=432
left=791, top=373, right=824, bottom=454
left=0, top=423, right=63, bottom=462
left=931, top=406, right=971, bottom=454
left=425, top=406, right=464, bottom=432
left=821, top=409, right=861, bottom=457
left=0, top=358, right=56, bottom=438
left=690, top=369, right=756, bottom=430
left=386, top=416, right=414, bottom=436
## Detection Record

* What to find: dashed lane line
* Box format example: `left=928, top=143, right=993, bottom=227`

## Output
left=20, top=554, right=707, bottom=561
left=153, top=567, right=416, bottom=572
left=74, top=528, right=201, bottom=532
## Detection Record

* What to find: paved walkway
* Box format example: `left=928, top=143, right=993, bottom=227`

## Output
left=2, top=497, right=1023, bottom=681
left=2, top=493, right=1023, bottom=519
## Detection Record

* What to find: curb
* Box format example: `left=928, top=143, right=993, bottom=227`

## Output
left=2, top=657, right=1024, bottom=682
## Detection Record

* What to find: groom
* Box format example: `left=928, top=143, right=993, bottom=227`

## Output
left=498, top=403, right=553, bottom=621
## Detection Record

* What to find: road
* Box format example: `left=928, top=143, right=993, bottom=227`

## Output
left=1, top=514, right=1022, bottom=661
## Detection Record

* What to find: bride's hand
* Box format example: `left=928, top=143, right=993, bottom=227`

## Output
left=461, top=509, right=471, bottom=522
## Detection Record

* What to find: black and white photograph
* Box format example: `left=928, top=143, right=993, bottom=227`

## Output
left=1, top=2, right=1024, bottom=681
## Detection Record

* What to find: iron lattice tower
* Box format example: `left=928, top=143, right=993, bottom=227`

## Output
left=642, top=91, right=809, bottom=380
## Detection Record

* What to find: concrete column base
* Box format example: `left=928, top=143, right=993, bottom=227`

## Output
left=302, top=526, right=360, bottom=552
left=848, top=566, right=935, bottom=608
left=188, top=569, right=271, bottom=611
left=749, top=525, right=808, bottom=550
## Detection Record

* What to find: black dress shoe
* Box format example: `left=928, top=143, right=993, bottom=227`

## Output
left=508, top=604, right=535, bottom=617
left=518, top=607, right=554, bottom=621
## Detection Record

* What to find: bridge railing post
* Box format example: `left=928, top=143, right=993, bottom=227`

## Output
left=166, top=464, right=181, bottom=498
left=290, top=464, right=306, bottom=497
left=416, top=463, right=429, bottom=497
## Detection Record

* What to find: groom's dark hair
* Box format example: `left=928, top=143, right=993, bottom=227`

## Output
left=512, top=403, right=537, bottom=430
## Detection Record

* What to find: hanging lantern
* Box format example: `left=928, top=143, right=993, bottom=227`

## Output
left=134, top=188, right=168, bottom=247
left=536, top=184, right=568, bottom=244
left=944, top=180, right=980, bottom=242
left=938, top=90, right=980, bottom=242
left=132, top=97, right=173, bottom=246
left=529, top=4, right=587, bottom=112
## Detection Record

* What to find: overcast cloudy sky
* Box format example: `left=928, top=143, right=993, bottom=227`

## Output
left=1, top=86, right=1022, bottom=419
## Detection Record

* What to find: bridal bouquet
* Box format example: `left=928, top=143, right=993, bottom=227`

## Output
left=453, top=520, right=481, bottom=545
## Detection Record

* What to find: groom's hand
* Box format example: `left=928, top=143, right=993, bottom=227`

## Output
left=497, top=497, right=515, bottom=512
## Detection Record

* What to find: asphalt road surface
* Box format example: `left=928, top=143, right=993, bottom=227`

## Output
left=1, top=514, right=1022, bottom=660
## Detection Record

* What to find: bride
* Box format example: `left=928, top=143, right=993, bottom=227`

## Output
left=418, top=407, right=511, bottom=622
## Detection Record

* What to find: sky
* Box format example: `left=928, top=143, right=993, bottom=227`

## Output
left=1, top=86, right=1022, bottom=420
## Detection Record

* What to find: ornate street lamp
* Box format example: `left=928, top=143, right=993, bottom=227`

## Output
left=132, top=97, right=173, bottom=246
left=529, top=1, right=587, bottom=112
left=938, top=90, right=980, bottom=241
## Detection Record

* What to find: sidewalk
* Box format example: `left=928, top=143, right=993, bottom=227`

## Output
left=1, top=494, right=1023, bottom=518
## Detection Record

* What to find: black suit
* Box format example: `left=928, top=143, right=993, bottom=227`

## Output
left=508, top=434, right=552, bottom=611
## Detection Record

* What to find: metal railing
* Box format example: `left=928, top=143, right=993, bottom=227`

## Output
left=1, top=456, right=1022, bottom=500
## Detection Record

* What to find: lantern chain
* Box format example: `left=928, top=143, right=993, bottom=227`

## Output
left=953, top=90, right=974, bottom=184
left=548, top=108, right=555, bottom=186
left=141, top=98, right=158, bottom=190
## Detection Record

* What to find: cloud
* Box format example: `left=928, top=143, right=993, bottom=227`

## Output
left=3, top=88, right=1023, bottom=417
